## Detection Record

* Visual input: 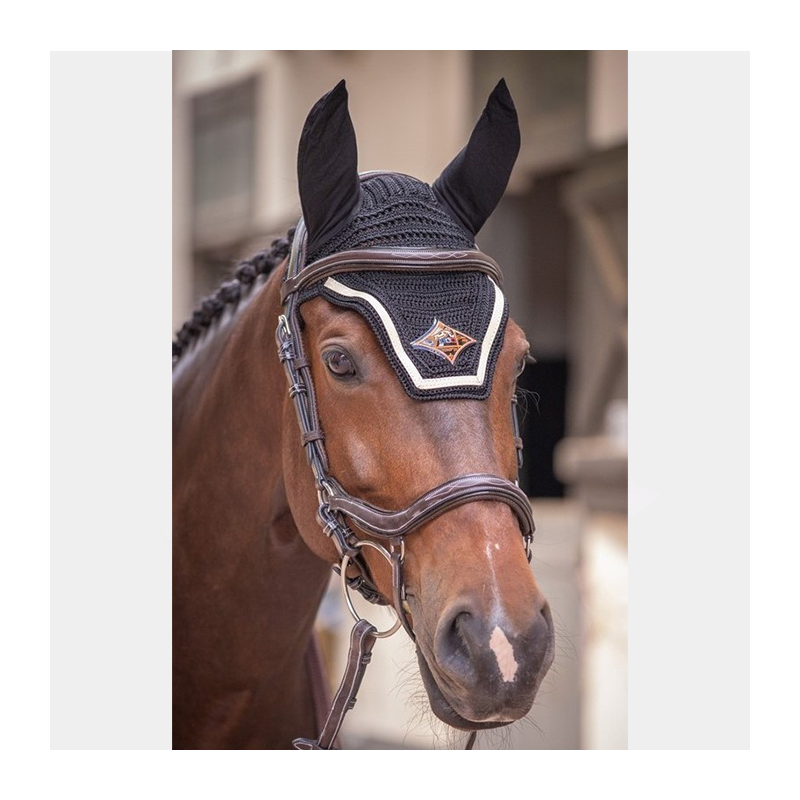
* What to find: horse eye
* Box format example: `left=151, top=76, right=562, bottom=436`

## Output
left=323, top=349, right=356, bottom=378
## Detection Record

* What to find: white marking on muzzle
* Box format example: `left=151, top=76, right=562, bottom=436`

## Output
left=489, top=626, right=518, bottom=682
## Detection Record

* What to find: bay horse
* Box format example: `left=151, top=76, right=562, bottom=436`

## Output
left=173, top=78, right=555, bottom=749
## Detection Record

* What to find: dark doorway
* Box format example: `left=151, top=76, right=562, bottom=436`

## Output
left=518, top=358, right=567, bottom=498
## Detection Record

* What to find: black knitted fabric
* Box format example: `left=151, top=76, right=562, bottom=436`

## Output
left=300, top=270, right=508, bottom=401
left=306, top=173, right=474, bottom=264
left=299, top=171, right=507, bottom=400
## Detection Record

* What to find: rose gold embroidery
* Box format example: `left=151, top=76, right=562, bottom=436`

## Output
left=411, top=319, right=477, bottom=365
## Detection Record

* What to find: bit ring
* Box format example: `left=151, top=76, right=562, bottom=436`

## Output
left=340, top=540, right=402, bottom=638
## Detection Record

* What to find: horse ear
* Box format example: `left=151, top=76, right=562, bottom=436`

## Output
left=433, top=78, right=521, bottom=236
left=297, top=80, right=360, bottom=255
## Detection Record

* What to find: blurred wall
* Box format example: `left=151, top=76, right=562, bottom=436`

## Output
left=172, top=50, right=471, bottom=327
left=172, top=50, right=628, bottom=749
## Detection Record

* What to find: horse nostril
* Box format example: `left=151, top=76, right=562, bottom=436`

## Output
left=451, top=610, right=474, bottom=647
left=452, top=610, right=469, bottom=633
left=539, top=600, right=554, bottom=634
left=434, top=602, right=483, bottom=683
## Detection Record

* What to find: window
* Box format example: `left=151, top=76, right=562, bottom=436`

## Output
left=191, top=77, right=257, bottom=248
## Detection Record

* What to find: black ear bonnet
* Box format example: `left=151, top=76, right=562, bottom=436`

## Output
left=296, top=79, right=520, bottom=401
left=306, top=172, right=474, bottom=264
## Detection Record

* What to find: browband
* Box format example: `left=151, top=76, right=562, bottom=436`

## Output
left=280, top=245, right=505, bottom=303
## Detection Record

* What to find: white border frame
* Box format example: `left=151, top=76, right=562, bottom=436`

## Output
left=324, top=276, right=505, bottom=389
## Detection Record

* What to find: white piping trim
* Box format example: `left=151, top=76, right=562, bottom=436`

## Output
left=323, top=276, right=505, bottom=390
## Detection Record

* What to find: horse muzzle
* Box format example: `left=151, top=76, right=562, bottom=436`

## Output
left=414, top=595, right=555, bottom=729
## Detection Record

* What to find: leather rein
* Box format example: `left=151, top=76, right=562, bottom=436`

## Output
left=277, top=220, right=534, bottom=750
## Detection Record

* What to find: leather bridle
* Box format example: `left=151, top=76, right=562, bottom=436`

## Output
left=277, top=218, right=535, bottom=749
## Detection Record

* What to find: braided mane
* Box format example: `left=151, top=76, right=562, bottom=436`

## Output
left=172, top=228, right=296, bottom=365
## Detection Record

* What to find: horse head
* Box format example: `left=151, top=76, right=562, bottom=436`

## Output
left=280, top=79, right=555, bottom=732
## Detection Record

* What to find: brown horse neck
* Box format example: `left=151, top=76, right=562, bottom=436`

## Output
left=172, top=266, right=288, bottom=512
left=172, top=263, right=331, bottom=749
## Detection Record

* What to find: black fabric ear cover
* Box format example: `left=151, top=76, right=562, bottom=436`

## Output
left=433, top=78, right=521, bottom=236
left=297, top=80, right=361, bottom=256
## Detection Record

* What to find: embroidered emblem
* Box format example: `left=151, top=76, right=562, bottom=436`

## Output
left=411, top=319, right=477, bottom=365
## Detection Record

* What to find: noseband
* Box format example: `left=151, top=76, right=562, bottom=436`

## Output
left=277, top=219, right=535, bottom=749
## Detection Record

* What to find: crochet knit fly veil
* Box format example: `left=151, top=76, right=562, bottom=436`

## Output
left=296, top=79, right=521, bottom=401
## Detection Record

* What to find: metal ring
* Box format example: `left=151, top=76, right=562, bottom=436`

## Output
left=340, top=540, right=402, bottom=638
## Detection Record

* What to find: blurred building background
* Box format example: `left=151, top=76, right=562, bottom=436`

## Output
left=173, top=50, right=627, bottom=749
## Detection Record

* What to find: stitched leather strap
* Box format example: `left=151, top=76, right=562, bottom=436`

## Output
left=281, top=247, right=504, bottom=303
left=326, top=473, right=534, bottom=540
left=293, top=619, right=377, bottom=751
